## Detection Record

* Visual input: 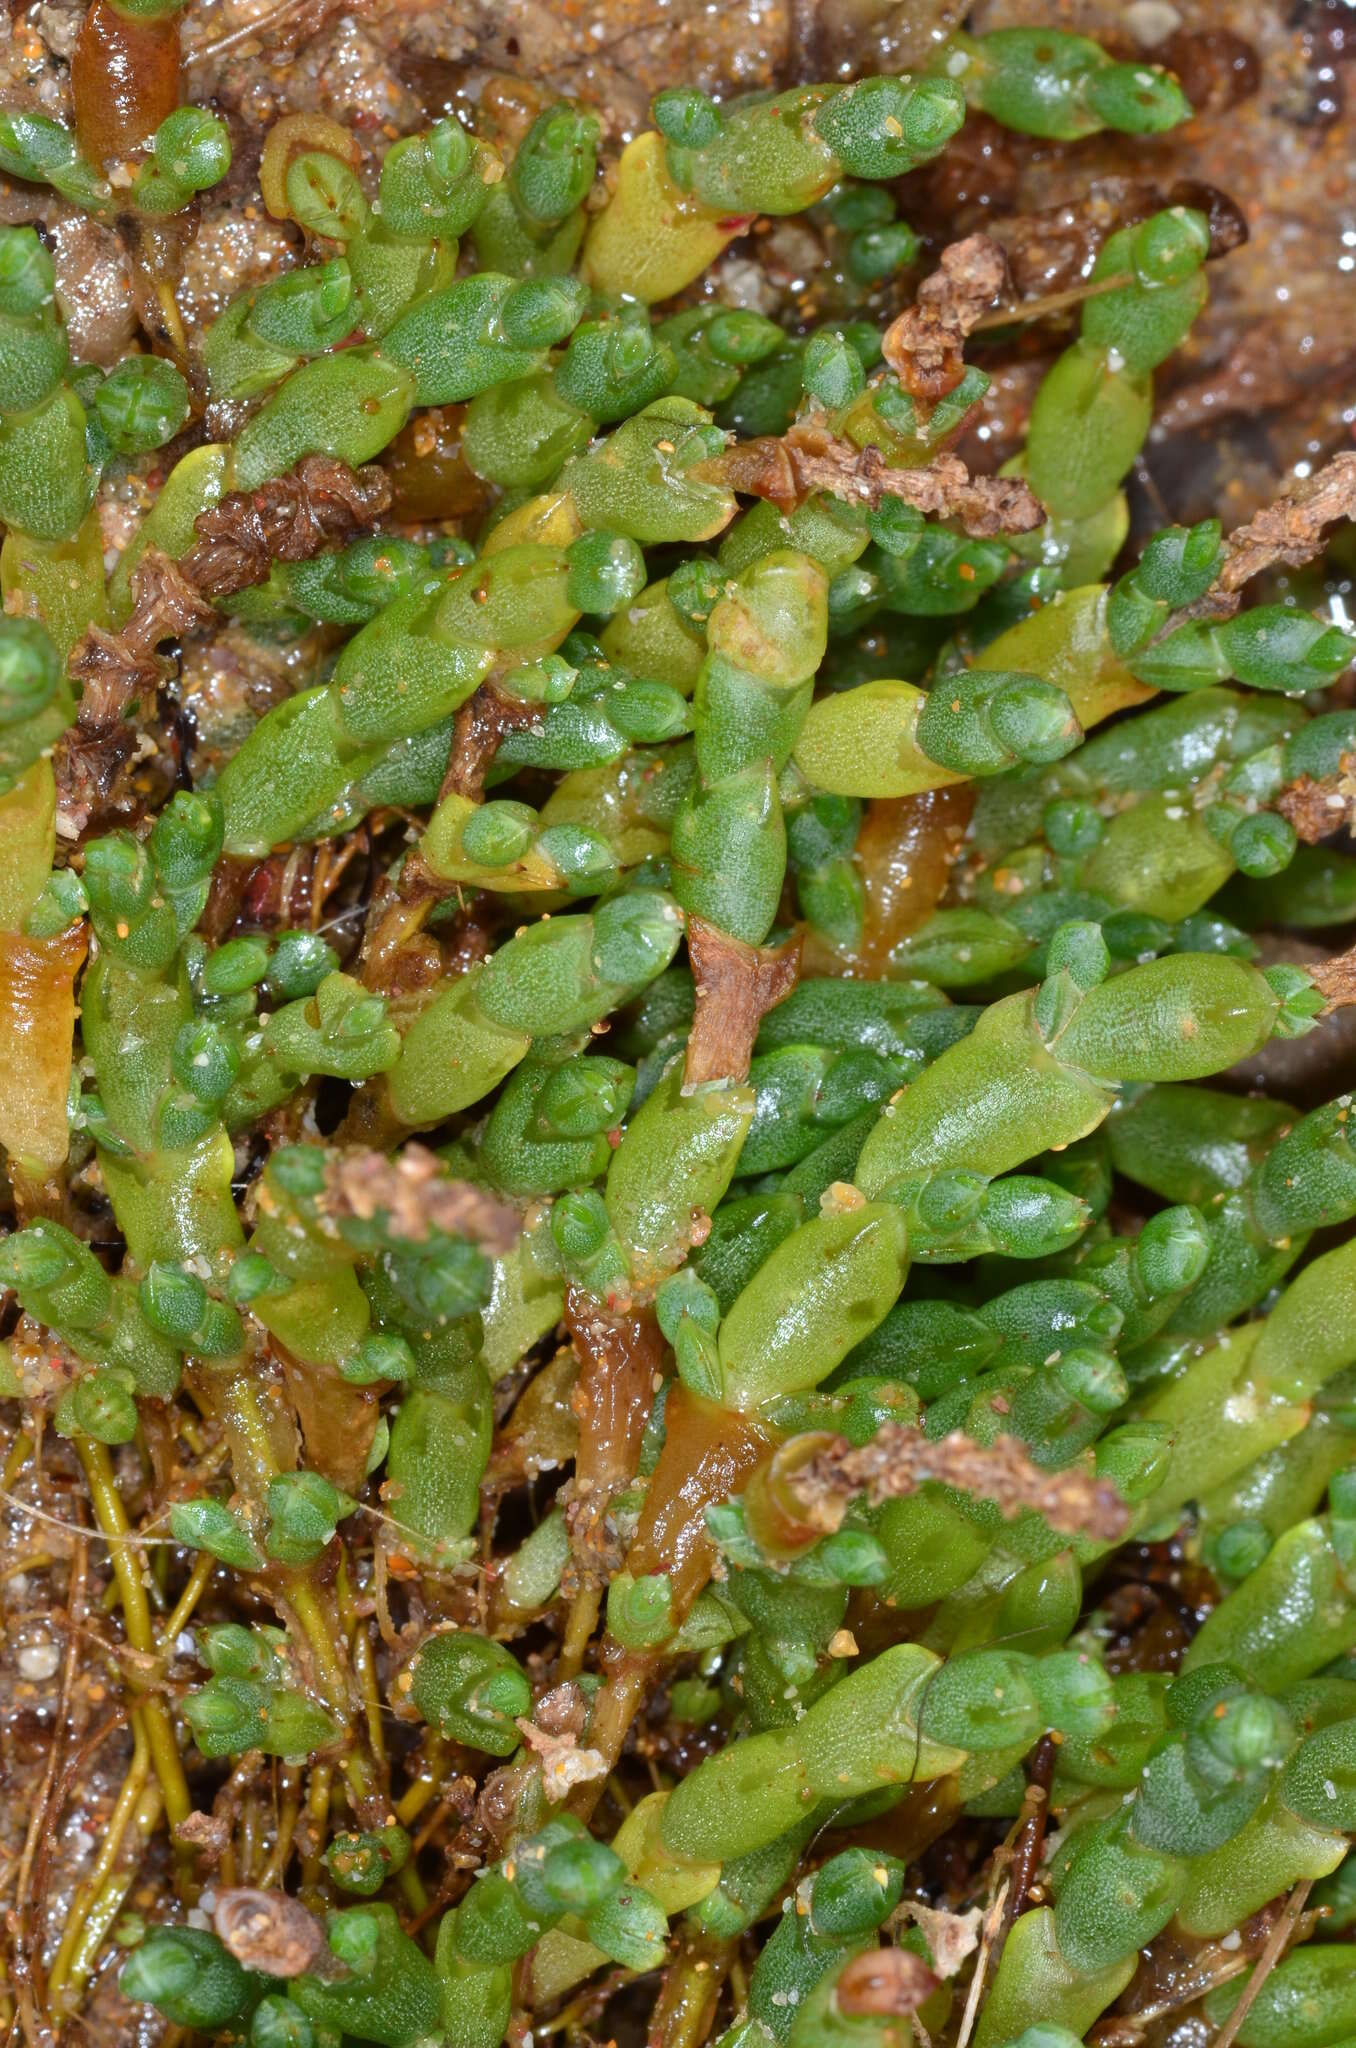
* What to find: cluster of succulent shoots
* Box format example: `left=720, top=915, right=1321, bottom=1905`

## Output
left=4, top=8, right=1356, bottom=2046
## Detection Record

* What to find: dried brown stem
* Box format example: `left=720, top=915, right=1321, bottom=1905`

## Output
left=684, top=918, right=801, bottom=1087
left=439, top=686, right=545, bottom=804
left=1211, top=1882, right=1313, bottom=2048
left=785, top=1424, right=1131, bottom=1543
left=69, top=457, right=391, bottom=735
left=697, top=425, right=1043, bottom=536
left=956, top=1876, right=1009, bottom=2048
left=561, top=1291, right=664, bottom=1587
left=882, top=232, right=1008, bottom=400
left=58, top=457, right=391, bottom=838
left=182, top=457, right=392, bottom=600
left=995, top=1735, right=1056, bottom=1951
left=184, top=0, right=315, bottom=66
left=68, top=551, right=215, bottom=732
left=1306, top=940, right=1356, bottom=1012
left=1168, top=451, right=1356, bottom=631
left=1276, top=752, right=1356, bottom=844
left=317, top=1143, right=520, bottom=1253
left=689, top=241, right=1041, bottom=535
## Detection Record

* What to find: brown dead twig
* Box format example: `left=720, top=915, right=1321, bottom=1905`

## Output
left=882, top=232, right=1009, bottom=401
left=697, top=425, right=1043, bottom=537
left=994, top=1735, right=1057, bottom=1953
left=1294, top=920, right=1356, bottom=1012
left=955, top=1738, right=1057, bottom=2048
left=438, top=686, right=546, bottom=805
left=56, top=457, right=391, bottom=840
left=1210, top=1883, right=1314, bottom=2048
left=317, top=1143, right=521, bottom=1254
left=694, top=236, right=1041, bottom=536
left=184, top=0, right=331, bottom=67
left=1277, top=753, right=1356, bottom=845
left=956, top=1876, right=1010, bottom=2048
left=1168, top=450, right=1356, bottom=633
left=68, top=456, right=392, bottom=734
left=785, top=1424, right=1131, bottom=1543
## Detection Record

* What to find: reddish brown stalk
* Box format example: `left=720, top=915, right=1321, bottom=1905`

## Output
left=624, top=1387, right=773, bottom=1617
left=991, top=1733, right=1057, bottom=1971
left=563, top=1388, right=772, bottom=1818
left=438, top=686, right=545, bottom=803
left=561, top=1290, right=664, bottom=1587
left=72, top=0, right=182, bottom=168
left=684, top=917, right=801, bottom=1087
